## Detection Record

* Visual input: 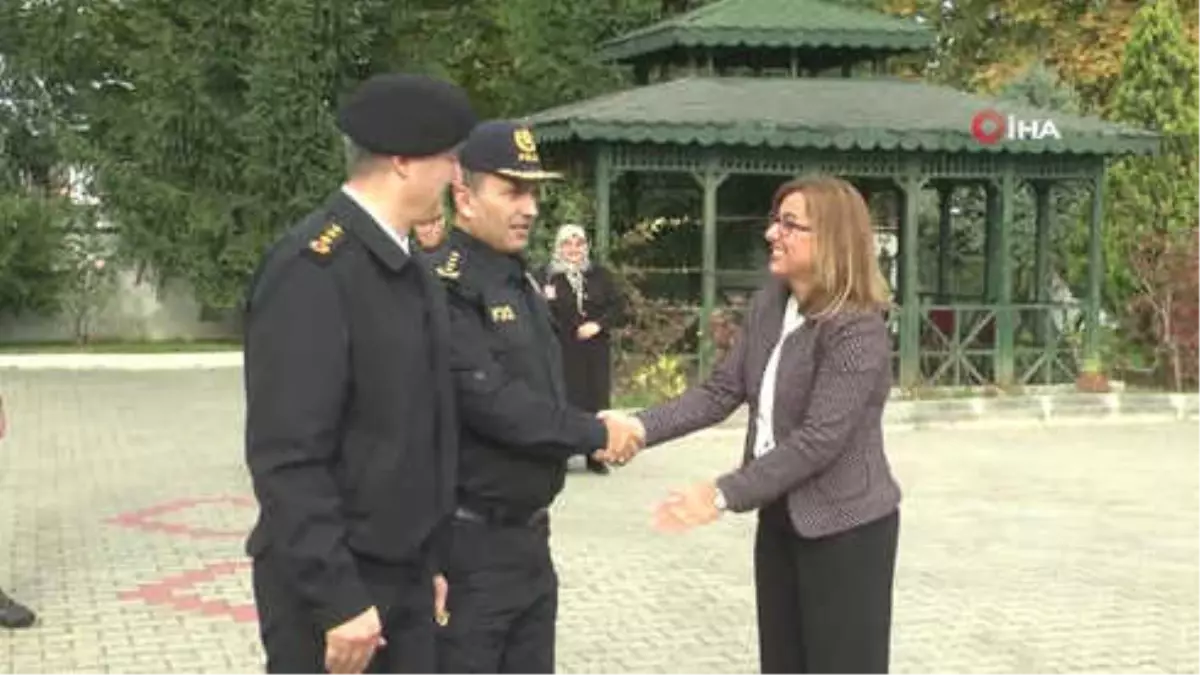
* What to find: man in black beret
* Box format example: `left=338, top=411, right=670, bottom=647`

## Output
left=429, top=120, right=642, bottom=673
left=243, top=72, right=476, bottom=674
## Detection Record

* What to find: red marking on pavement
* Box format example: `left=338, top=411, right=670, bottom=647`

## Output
left=229, top=604, right=258, bottom=623
left=118, top=560, right=258, bottom=624
left=106, top=496, right=255, bottom=539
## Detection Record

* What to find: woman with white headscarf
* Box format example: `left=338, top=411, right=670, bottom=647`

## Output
left=542, top=224, right=626, bottom=475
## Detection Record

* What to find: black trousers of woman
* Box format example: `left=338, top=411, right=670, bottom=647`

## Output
left=754, top=500, right=900, bottom=674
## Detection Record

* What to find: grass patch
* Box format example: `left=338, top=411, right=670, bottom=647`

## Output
left=0, top=340, right=242, bottom=354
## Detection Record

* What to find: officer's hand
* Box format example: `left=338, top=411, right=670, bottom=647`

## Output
left=576, top=322, right=601, bottom=340
left=433, top=574, right=450, bottom=626
left=595, top=411, right=644, bottom=465
left=324, top=606, right=385, bottom=674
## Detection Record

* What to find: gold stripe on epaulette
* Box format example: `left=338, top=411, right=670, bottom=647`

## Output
left=308, top=222, right=345, bottom=256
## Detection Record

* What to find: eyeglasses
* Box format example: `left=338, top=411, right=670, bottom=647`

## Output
left=768, top=212, right=813, bottom=235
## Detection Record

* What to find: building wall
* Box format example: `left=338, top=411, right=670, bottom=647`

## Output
left=0, top=267, right=240, bottom=344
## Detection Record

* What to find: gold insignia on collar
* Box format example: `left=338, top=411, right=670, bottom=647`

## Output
left=490, top=305, right=516, bottom=323
left=308, top=222, right=344, bottom=256
left=436, top=250, right=461, bottom=280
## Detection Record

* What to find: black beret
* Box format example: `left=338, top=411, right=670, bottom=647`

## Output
left=336, top=73, right=477, bottom=157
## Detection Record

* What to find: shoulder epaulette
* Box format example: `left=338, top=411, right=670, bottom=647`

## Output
left=434, top=248, right=462, bottom=281
left=303, top=222, right=346, bottom=263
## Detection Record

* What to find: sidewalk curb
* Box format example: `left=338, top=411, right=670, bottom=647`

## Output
left=0, top=351, right=243, bottom=370
left=694, top=392, right=1198, bottom=432
left=2, top=352, right=1195, bottom=429
left=882, top=392, right=1198, bottom=429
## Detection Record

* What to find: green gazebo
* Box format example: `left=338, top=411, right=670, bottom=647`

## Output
left=526, top=0, right=1158, bottom=388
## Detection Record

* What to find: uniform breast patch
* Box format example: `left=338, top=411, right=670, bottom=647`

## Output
left=490, top=305, right=516, bottom=323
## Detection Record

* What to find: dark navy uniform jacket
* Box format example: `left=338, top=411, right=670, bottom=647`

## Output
left=242, top=190, right=457, bottom=631
left=430, top=228, right=606, bottom=513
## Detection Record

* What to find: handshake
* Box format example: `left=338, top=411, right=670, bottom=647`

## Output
left=592, top=410, right=646, bottom=467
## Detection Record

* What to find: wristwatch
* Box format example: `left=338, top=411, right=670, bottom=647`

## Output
left=713, top=487, right=728, bottom=512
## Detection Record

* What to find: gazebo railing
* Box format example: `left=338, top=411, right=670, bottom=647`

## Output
left=888, top=302, right=1084, bottom=387
left=1014, top=302, right=1085, bottom=385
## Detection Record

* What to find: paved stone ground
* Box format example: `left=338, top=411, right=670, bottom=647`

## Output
left=0, top=369, right=1196, bottom=674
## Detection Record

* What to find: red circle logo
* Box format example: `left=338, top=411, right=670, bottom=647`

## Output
left=971, top=109, right=1006, bottom=145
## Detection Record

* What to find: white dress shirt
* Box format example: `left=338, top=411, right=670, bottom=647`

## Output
left=752, top=295, right=805, bottom=458
left=341, top=185, right=410, bottom=255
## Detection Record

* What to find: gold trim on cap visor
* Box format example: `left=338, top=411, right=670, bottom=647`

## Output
left=494, top=168, right=564, bottom=181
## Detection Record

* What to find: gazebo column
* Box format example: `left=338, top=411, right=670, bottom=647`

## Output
left=593, top=145, right=615, bottom=262
left=1084, top=166, right=1107, bottom=366
left=936, top=183, right=954, bottom=303
left=984, top=182, right=1001, bottom=301
left=993, top=169, right=1016, bottom=386
left=624, top=173, right=640, bottom=230
left=693, top=160, right=730, bottom=377
left=897, top=171, right=927, bottom=388
left=1032, top=181, right=1053, bottom=345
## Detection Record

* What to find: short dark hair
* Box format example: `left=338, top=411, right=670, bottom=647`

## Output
left=459, top=168, right=487, bottom=191
left=343, top=135, right=387, bottom=177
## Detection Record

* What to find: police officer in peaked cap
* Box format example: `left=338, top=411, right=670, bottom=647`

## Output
left=243, top=72, right=476, bottom=674
left=429, top=121, right=644, bottom=673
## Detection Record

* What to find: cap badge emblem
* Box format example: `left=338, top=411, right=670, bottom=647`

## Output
left=513, top=128, right=540, bottom=163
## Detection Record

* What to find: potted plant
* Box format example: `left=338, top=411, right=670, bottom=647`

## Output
left=1076, top=356, right=1111, bottom=393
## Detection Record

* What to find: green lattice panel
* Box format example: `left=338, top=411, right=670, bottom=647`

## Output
left=611, top=144, right=706, bottom=173
left=586, top=143, right=1106, bottom=185
left=1013, top=155, right=1102, bottom=180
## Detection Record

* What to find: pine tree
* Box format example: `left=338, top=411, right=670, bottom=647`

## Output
left=1103, top=0, right=1199, bottom=387
left=76, top=0, right=389, bottom=312
left=0, top=3, right=83, bottom=317
left=2, top=0, right=666, bottom=314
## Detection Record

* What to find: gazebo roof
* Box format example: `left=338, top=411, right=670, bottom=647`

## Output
left=526, top=77, right=1159, bottom=156
left=598, top=0, right=935, bottom=63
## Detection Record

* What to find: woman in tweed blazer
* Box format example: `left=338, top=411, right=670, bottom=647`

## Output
left=625, top=176, right=901, bottom=673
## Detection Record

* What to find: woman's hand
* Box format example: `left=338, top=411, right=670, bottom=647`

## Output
left=653, top=480, right=722, bottom=532
left=576, top=321, right=601, bottom=340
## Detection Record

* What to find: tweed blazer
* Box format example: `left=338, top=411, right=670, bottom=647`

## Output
left=638, top=281, right=901, bottom=538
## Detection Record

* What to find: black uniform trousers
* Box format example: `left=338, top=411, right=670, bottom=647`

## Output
left=252, top=553, right=436, bottom=674
left=754, top=500, right=900, bottom=674
left=436, top=513, right=557, bottom=673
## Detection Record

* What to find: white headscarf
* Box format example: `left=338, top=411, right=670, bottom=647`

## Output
left=548, top=224, right=591, bottom=314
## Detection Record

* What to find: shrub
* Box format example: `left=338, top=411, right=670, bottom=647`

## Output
left=0, top=194, right=72, bottom=317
